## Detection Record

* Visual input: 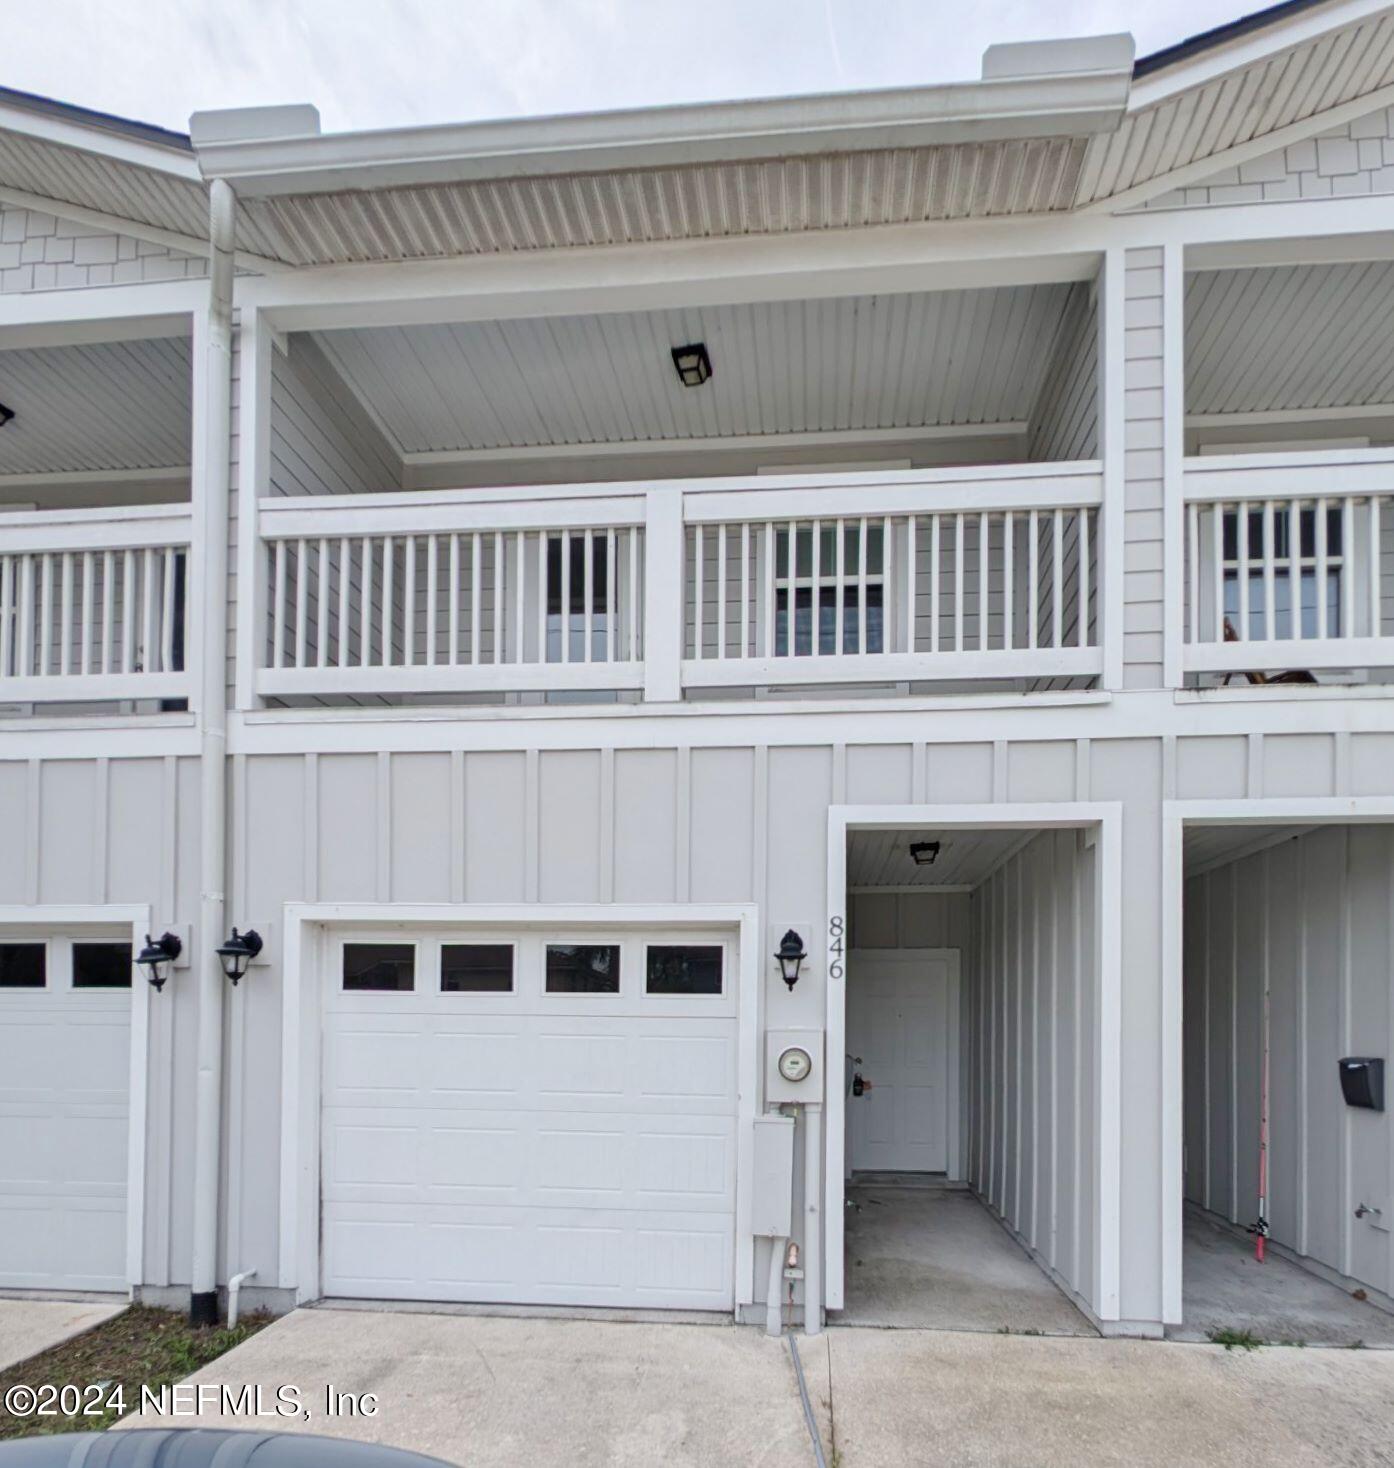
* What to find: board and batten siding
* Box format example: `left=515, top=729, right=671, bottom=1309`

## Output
left=969, top=827, right=1099, bottom=1317
left=0, top=753, right=202, bottom=1292
left=1184, top=825, right=1394, bottom=1301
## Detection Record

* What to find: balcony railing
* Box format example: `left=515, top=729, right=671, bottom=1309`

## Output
left=253, top=465, right=1102, bottom=704
left=1183, top=451, right=1394, bottom=677
left=256, top=488, right=646, bottom=698
left=0, top=505, right=191, bottom=705
left=682, top=466, right=1102, bottom=688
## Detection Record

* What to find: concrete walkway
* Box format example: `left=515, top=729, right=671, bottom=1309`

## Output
left=114, top=1305, right=1394, bottom=1467
left=841, top=1182, right=1094, bottom=1334
left=1173, top=1209, right=1394, bottom=1347
left=0, top=1297, right=125, bottom=1372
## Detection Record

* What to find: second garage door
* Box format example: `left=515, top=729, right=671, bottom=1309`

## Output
left=321, top=926, right=738, bottom=1310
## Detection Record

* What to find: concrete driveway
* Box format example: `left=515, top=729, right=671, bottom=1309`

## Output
left=0, top=1298, right=125, bottom=1372
left=115, top=1306, right=1394, bottom=1467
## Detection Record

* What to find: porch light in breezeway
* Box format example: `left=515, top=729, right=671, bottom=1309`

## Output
left=670, top=342, right=712, bottom=387
left=909, top=841, right=941, bottom=866
left=216, top=927, right=264, bottom=984
left=135, top=931, right=182, bottom=991
left=774, top=929, right=807, bottom=990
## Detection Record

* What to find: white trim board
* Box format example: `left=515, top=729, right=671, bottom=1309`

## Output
left=0, top=903, right=152, bottom=1293
left=276, top=901, right=760, bottom=1312
left=825, top=803, right=1124, bottom=1323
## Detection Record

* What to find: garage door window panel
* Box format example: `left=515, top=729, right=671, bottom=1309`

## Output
left=0, top=943, right=46, bottom=988
left=343, top=942, right=416, bottom=992
left=441, top=943, right=514, bottom=993
left=545, top=943, right=621, bottom=994
left=72, top=942, right=133, bottom=989
left=646, top=944, right=723, bottom=996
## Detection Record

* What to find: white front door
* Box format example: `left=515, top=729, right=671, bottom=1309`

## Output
left=320, top=926, right=739, bottom=1310
left=846, top=949, right=959, bottom=1175
left=0, top=934, right=133, bottom=1291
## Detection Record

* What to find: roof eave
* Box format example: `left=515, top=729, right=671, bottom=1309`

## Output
left=194, top=69, right=1132, bottom=199
left=0, top=93, right=199, bottom=181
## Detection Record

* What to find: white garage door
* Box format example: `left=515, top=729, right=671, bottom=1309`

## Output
left=0, top=934, right=132, bottom=1291
left=321, top=927, right=738, bottom=1310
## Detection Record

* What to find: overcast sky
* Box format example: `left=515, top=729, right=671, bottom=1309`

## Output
left=10, top=1, right=1247, bottom=137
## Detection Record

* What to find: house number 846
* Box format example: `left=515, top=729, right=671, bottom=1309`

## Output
left=828, top=915, right=844, bottom=980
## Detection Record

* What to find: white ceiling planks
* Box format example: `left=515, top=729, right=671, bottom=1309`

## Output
left=1182, top=824, right=1310, bottom=874
left=313, top=284, right=1076, bottom=456
left=1186, top=261, right=1394, bottom=414
left=0, top=336, right=191, bottom=475
left=846, top=827, right=1029, bottom=890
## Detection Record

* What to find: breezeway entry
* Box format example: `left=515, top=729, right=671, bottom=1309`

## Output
left=281, top=906, right=760, bottom=1314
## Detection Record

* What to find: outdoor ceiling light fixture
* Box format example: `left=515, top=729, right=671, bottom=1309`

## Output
left=216, top=927, right=264, bottom=985
left=0, top=401, right=14, bottom=428
left=136, top=931, right=183, bottom=992
left=671, top=342, right=712, bottom=388
left=909, top=841, right=942, bottom=866
left=774, top=929, right=807, bottom=990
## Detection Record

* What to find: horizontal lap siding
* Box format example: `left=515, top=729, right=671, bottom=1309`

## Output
left=245, top=337, right=404, bottom=702
left=1124, top=247, right=1165, bottom=688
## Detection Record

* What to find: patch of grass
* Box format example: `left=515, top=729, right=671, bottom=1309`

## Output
left=1208, top=1327, right=1263, bottom=1351
left=0, top=1304, right=271, bottom=1440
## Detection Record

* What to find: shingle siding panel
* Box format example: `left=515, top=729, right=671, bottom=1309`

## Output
left=1139, top=104, right=1394, bottom=211
left=0, top=206, right=207, bottom=292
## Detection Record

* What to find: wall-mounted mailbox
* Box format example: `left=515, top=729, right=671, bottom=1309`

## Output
left=1339, top=1057, right=1385, bottom=1111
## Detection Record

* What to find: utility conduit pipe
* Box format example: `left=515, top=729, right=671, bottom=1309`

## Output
left=188, top=176, right=236, bottom=1328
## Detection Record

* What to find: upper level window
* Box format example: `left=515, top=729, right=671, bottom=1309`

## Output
left=775, top=524, right=884, bottom=656
left=1222, top=506, right=1342, bottom=640
left=546, top=534, right=609, bottom=662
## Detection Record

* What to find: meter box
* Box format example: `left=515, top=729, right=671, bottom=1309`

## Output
left=752, top=1114, right=796, bottom=1237
left=766, top=1028, right=824, bottom=1103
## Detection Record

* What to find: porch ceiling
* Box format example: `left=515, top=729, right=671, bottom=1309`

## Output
left=848, top=827, right=1029, bottom=890
left=311, top=283, right=1079, bottom=457
left=1187, top=261, right=1394, bottom=416
left=0, top=335, right=191, bottom=477
left=1182, top=824, right=1311, bottom=874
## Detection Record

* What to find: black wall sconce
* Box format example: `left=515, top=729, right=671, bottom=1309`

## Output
left=774, top=929, right=807, bottom=990
left=217, top=927, right=264, bottom=985
left=136, top=931, right=182, bottom=991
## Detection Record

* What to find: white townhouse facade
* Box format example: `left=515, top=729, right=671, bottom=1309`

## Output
left=4, top=0, right=1394, bottom=1342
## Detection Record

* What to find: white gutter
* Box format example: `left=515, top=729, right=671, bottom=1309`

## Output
left=188, top=175, right=235, bottom=1328
left=193, top=37, right=1134, bottom=199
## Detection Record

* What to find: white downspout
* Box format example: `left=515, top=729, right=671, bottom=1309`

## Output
left=189, top=176, right=236, bottom=1328
left=227, top=1267, right=257, bottom=1328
